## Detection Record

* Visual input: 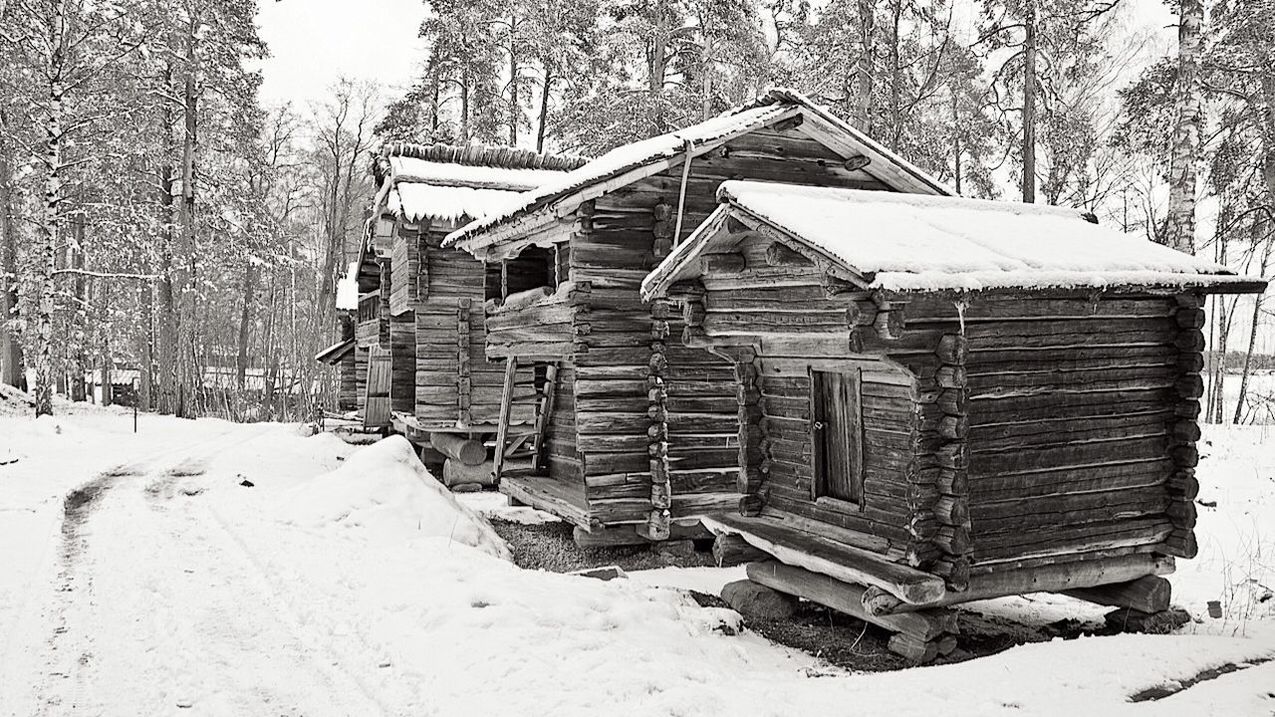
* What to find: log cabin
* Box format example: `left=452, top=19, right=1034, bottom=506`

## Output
left=359, top=143, right=586, bottom=473
left=640, top=180, right=1268, bottom=660
left=444, top=89, right=950, bottom=544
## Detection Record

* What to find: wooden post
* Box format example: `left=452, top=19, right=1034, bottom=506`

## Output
left=493, top=356, right=518, bottom=482
left=532, top=363, right=559, bottom=471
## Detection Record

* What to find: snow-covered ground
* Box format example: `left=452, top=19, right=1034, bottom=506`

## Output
left=1, top=401, right=1273, bottom=716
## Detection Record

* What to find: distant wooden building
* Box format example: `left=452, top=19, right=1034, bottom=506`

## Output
left=357, top=143, right=585, bottom=467
left=444, top=89, right=949, bottom=543
left=641, top=180, right=1268, bottom=660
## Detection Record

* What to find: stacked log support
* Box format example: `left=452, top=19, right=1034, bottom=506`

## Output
left=653, top=201, right=674, bottom=259
left=1165, top=293, right=1204, bottom=559
left=925, top=330, right=972, bottom=590
left=457, top=297, right=473, bottom=425
left=747, top=561, right=958, bottom=663
left=647, top=297, right=673, bottom=541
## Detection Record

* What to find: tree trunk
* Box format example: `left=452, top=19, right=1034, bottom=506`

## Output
left=236, top=259, right=256, bottom=390
left=461, top=66, right=471, bottom=143
left=853, top=0, right=876, bottom=132
left=536, top=64, right=552, bottom=152
left=33, top=19, right=67, bottom=417
left=69, top=216, right=86, bottom=403
left=156, top=62, right=178, bottom=416
left=951, top=95, right=962, bottom=195
left=0, top=107, right=22, bottom=389
left=1021, top=0, right=1037, bottom=204
left=176, top=42, right=200, bottom=419
left=99, top=282, right=112, bottom=407
left=1163, top=0, right=1202, bottom=253
left=1233, top=223, right=1271, bottom=424
left=888, top=0, right=902, bottom=150
left=508, top=18, right=519, bottom=146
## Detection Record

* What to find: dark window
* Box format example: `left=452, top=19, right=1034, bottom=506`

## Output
left=811, top=368, right=864, bottom=505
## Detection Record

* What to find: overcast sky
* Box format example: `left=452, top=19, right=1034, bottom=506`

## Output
left=253, top=0, right=1177, bottom=110
left=255, top=0, right=427, bottom=109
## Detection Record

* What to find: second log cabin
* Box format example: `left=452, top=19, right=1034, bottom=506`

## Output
left=357, top=143, right=586, bottom=475
left=641, top=180, right=1267, bottom=660
left=444, top=89, right=950, bottom=543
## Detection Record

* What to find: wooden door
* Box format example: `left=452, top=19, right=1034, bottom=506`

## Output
left=364, top=345, right=392, bottom=427
left=811, top=368, right=864, bottom=505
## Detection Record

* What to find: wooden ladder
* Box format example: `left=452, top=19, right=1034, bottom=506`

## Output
left=493, top=358, right=560, bottom=480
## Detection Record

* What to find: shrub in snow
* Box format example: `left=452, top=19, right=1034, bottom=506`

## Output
left=278, top=435, right=512, bottom=561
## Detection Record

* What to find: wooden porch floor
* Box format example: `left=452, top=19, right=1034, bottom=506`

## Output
left=500, top=474, right=591, bottom=529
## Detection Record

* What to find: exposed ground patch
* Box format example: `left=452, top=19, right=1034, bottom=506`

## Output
left=1128, top=657, right=1274, bottom=702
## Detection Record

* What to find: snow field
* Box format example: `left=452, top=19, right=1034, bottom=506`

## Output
left=1, top=403, right=1273, bottom=715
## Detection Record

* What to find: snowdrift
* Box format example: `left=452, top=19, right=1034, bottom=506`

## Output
left=279, top=435, right=512, bottom=561
left=0, top=384, right=33, bottom=416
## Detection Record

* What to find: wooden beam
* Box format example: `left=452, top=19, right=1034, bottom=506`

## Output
left=865, top=552, right=1175, bottom=613
left=747, top=561, right=957, bottom=641
left=1064, top=575, right=1172, bottom=613
left=701, top=513, right=946, bottom=604
left=429, top=432, right=488, bottom=466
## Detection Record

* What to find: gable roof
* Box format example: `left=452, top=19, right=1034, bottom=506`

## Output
left=642, top=181, right=1268, bottom=297
left=372, top=142, right=588, bottom=224
left=443, top=88, right=954, bottom=252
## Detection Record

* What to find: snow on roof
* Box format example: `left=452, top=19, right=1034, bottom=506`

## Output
left=336, top=261, right=359, bottom=310
left=388, top=184, right=526, bottom=224
left=373, top=143, right=585, bottom=224
left=387, top=156, right=570, bottom=192
left=443, top=87, right=952, bottom=251
left=644, top=181, right=1267, bottom=296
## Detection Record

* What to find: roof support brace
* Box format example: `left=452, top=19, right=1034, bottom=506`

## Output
left=672, top=138, right=694, bottom=247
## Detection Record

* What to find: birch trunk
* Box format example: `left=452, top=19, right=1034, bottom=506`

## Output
left=33, top=9, right=68, bottom=417
left=1163, top=0, right=1202, bottom=253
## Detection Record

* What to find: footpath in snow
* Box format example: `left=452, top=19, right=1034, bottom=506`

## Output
left=0, top=402, right=1272, bottom=716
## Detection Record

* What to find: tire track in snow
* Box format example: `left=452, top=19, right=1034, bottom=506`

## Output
left=26, top=423, right=390, bottom=716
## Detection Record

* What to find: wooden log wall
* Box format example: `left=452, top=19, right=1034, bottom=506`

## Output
left=389, top=307, right=416, bottom=414
left=684, top=242, right=976, bottom=582
left=904, top=292, right=1196, bottom=568
left=412, top=224, right=535, bottom=430
left=338, top=349, right=357, bottom=411
left=484, top=285, right=574, bottom=359
left=378, top=261, right=391, bottom=349
left=354, top=346, right=368, bottom=416
left=388, top=220, right=421, bottom=316
left=544, top=361, right=581, bottom=483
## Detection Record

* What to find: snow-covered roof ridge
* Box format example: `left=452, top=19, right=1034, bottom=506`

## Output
left=372, top=142, right=586, bottom=223
left=643, top=181, right=1268, bottom=297
left=372, top=141, right=588, bottom=185
left=443, top=87, right=953, bottom=251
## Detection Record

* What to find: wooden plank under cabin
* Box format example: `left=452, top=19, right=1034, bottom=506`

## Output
left=701, top=512, right=946, bottom=604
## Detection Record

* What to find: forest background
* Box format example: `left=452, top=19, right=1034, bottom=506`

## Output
left=0, top=0, right=1271, bottom=423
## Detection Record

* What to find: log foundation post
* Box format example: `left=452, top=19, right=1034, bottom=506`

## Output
left=746, top=561, right=959, bottom=663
